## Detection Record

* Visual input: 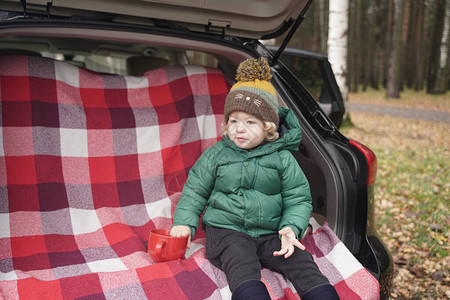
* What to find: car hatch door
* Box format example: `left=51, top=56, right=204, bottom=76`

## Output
left=267, top=46, right=345, bottom=128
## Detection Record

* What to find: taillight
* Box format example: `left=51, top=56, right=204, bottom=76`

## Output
left=349, top=139, right=377, bottom=186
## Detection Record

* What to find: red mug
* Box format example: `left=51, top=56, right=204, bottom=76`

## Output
left=148, top=229, right=188, bottom=262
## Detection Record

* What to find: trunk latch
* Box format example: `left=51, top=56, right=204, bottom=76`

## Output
left=21, top=0, right=53, bottom=18
left=207, top=19, right=231, bottom=36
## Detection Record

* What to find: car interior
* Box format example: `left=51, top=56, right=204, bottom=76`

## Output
left=0, top=28, right=337, bottom=230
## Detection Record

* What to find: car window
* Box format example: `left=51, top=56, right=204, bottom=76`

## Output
left=275, top=50, right=345, bottom=127
left=47, top=52, right=128, bottom=75
left=0, top=35, right=220, bottom=75
left=278, top=54, right=325, bottom=102
left=186, top=51, right=219, bottom=68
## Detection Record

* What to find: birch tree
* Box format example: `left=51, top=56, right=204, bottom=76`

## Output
left=328, top=0, right=349, bottom=109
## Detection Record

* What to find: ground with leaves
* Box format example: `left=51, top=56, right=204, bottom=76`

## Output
left=341, top=90, right=449, bottom=299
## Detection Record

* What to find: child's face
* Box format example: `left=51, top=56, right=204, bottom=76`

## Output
left=227, top=111, right=265, bottom=150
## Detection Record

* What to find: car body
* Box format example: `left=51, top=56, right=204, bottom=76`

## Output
left=0, top=0, right=393, bottom=298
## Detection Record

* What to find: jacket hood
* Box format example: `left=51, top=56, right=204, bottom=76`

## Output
left=223, top=106, right=302, bottom=155
left=273, top=106, right=302, bottom=152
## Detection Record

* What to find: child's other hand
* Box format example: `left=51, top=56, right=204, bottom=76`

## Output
left=170, top=225, right=192, bottom=248
left=273, top=227, right=305, bottom=258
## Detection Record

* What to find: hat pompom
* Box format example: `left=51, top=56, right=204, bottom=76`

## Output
left=235, top=57, right=272, bottom=82
left=225, top=56, right=279, bottom=125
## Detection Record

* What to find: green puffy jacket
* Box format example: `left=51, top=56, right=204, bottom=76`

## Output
left=173, top=107, right=312, bottom=239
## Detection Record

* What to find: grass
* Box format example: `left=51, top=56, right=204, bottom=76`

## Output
left=341, top=90, right=449, bottom=299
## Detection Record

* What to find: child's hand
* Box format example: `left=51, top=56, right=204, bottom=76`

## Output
left=170, top=225, right=192, bottom=248
left=273, top=227, right=305, bottom=258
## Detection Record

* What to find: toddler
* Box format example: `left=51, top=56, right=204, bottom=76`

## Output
left=171, top=57, right=339, bottom=300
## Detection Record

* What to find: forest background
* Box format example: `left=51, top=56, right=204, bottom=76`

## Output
left=266, top=1, right=449, bottom=299
left=271, top=0, right=449, bottom=99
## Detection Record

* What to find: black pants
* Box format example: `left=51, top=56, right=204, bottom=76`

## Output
left=205, top=226, right=330, bottom=296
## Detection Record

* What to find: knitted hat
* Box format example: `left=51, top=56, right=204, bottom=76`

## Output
left=224, top=57, right=279, bottom=125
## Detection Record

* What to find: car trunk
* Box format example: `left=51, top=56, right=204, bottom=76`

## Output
left=0, top=19, right=363, bottom=256
left=0, top=1, right=389, bottom=295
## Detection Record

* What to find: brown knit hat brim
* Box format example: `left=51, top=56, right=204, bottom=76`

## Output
left=224, top=90, right=279, bottom=125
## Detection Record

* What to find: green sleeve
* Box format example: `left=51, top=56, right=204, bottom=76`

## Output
left=278, top=150, right=312, bottom=238
left=172, top=145, right=218, bottom=238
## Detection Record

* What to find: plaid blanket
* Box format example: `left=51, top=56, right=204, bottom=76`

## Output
left=0, top=55, right=379, bottom=299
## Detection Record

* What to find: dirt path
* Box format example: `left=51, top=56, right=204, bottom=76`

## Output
left=348, top=102, right=450, bottom=123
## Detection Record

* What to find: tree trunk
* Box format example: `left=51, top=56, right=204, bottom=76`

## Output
left=313, top=2, right=321, bottom=52
left=369, top=0, right=379, bottom=90
left=399, top=0, right=411, bottom=90
left=387, top=0, right=404, bottom=98
left=358, top=0, right=367, bottom=91
left=328, top=0, right=349, bottom=109
left=347, top=0, right=353, bottom=92
left=413, top=0, right=425, bottom=90
left=435, top=0, right=450, bottom=93
left=385, top=0, right=394, bottom=89
left=421, top=1, right=433, bottom=91
left=319, top=0, right=328, bottom=54
left=363, top=0, right=376, bottom=91
left=427, top=0, right=446, bottom=94
left=352, top=0, right=363, bottom=92
left=375, top=0, right=389, bottom=90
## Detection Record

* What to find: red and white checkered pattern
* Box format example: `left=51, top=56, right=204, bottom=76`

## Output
left=0, top=55, right=379, bottom=299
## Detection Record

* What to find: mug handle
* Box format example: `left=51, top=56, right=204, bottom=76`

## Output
left=155, top=241, right=166, bottom=262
